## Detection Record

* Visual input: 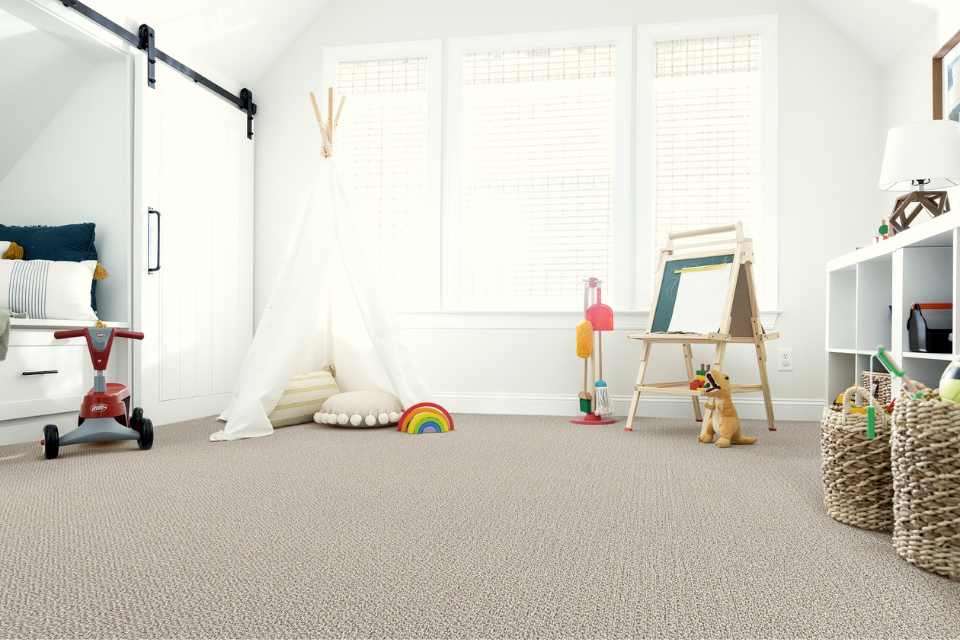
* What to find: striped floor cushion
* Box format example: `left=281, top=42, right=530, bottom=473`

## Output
left=268, top=369, right=340, bottom=428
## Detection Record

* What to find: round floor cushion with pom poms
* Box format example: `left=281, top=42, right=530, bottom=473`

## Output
left=314, top=390, right=404, bottom=428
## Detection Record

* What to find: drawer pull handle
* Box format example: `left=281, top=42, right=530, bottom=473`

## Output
left=22, top=370, right=59, bottom=377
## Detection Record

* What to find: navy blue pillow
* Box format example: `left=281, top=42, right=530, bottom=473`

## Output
left=0, top=223, right=100, bottom=310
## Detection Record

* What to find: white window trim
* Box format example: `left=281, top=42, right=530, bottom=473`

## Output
left=395, top=309, right=781, bottom=330
left=442, top=27, right=634, bottom=312
left=636, top=15, right=780, bottom=316
left=320, top=40, right=444, bottom=309
left=317, top=21, right=782, bottom=329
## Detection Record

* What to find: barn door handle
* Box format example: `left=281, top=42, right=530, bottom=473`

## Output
left=22, top=370, right=59, bottom=376
left=147, top=208, right=161, bottom=273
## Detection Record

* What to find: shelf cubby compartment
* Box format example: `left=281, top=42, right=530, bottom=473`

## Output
left=828, top=266, right=856, bottom=351
left=856, top=256, right=892, bottom=351
left=901, top=245, right=954, bottom=356
left=827, top=351, right=856, bottom=403
left=903, top=353, right=951, bottom=389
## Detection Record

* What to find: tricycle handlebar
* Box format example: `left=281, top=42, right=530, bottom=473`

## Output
left=53, top=328, right=144, bottom=341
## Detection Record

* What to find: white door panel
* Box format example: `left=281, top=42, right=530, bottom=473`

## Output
left=137, top=64, right=253, bottom=425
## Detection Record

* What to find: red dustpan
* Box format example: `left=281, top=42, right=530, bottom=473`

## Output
left=586, top=288, right=614, bottom=331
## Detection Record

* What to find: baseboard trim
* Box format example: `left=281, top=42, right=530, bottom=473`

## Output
left=434, top=392, right=823, bottom=422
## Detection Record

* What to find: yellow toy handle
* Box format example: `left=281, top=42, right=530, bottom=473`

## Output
left=840, top=386, right=886, bottom=425
left=575, top=320, right=593, bottom=359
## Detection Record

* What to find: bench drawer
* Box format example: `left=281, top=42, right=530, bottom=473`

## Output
left=0, top=346, right=91, bottom=421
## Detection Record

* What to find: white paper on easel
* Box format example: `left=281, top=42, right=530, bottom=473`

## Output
left=667, top=264, right=732, bottom=334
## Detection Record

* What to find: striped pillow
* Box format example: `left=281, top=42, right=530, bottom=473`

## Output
left=268, top=369, right=340, bottom=428
left=0, top=259, right=97, bottom=321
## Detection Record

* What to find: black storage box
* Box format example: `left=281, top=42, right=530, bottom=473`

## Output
left=907, top=303, right=952, bottom=353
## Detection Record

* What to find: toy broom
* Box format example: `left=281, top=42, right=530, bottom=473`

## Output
left=576, top=320, right=593, bottom=413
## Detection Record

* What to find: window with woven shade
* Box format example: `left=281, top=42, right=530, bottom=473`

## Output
left=328, top=46, right=440, bottom=307
left=446, top=33, right=629, bottom=311
left=653, top=33, right=763, bottom=249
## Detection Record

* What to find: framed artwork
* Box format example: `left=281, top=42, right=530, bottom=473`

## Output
left=934, top=30, right=960, bottom=121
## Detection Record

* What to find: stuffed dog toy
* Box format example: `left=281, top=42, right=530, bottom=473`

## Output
left=698, top=368, right=757, bottom=448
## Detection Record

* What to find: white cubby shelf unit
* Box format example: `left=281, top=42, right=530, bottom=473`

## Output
left=826, top=212, right=960, bottom=403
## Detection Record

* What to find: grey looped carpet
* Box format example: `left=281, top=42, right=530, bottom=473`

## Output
left=1, top=415, right=958, bottom=639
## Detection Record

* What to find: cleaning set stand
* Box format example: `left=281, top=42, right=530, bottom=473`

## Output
left=571, top=278, right=618, bottom=426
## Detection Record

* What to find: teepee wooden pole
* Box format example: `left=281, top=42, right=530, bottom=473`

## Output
left=310, top=88, right=347, bottom=158
left=327, top=87, right=334, bottom=146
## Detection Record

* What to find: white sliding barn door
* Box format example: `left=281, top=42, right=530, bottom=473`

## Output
left=135, top=64, right=253, bottom=425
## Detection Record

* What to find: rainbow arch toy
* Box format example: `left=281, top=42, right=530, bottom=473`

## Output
left=398, top=402, right=454, bottom=434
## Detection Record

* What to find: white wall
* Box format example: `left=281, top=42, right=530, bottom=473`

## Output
left=880, top=4, right=959, bottom=126
left=253, top=0, right=885, bottom=420
left=0, top=29, right=96, bottom=180
left=0, top=58, right=133, bottom=323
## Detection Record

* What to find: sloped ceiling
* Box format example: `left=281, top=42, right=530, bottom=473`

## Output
left=0, top=9, right=99, bottom=182
left=0, top=4, right=32, bottom=40
left=806, top=0, right=939, bottom=63
left=83, top=0, right=331, bottom=86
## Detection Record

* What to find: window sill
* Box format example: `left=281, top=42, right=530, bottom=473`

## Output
left=396, top=309, right=783, bottom=330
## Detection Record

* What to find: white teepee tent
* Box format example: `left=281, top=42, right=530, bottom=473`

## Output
left=211, top=92, right=430, bottom=442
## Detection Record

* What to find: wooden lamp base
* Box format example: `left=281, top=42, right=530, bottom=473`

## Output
left=889, top=190, right=950, bottom=234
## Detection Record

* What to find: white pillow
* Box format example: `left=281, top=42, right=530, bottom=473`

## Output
left=315, top=390, right=403, bottom=428
left=268, top=369, right=340, bottom=428
left=0, top=259, right=97, bottom=321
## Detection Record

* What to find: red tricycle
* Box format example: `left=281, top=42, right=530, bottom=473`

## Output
left=41, top=326, right=153, bottom=460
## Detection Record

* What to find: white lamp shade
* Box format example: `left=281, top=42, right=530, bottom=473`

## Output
left=878, top=120, right=960, bottom=192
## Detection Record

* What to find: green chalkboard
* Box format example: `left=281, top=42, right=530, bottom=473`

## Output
left=650, top=254, right=734, bottom=333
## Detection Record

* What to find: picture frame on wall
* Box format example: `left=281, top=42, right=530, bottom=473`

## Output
left=934, top=30, right=960, bottom=121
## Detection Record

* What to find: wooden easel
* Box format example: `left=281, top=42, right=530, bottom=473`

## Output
left=624, top=223, right=779, bottom=432
left=310, top=87, right=346, bottom=158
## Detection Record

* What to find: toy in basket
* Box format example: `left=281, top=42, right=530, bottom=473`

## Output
left=939, top=358, right=960, bottom=403
left=571, top=278, right=617, bottom=426
left=820, top=386, right=893, bottom=532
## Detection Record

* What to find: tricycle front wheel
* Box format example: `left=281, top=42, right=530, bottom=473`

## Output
left=137, top=419, right=154, bottom=450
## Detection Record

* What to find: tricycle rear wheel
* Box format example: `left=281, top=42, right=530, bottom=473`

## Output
left=43, top=425, right=59, bottom=460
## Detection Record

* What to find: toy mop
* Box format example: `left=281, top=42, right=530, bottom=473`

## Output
left=571, top=278, right=617, bottom=426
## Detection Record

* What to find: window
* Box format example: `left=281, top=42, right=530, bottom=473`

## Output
left=322, top=21, right=777, bottom=320
left=640, top=18, right=778, bottom=310
left=322, top=43, right=441, bottom=307
left=654, top=33, right=761, bottom=246
left=446, top=30, right=631, bottom=311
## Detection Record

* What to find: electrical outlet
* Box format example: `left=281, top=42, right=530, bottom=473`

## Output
left=778, top=348, right=793, bottom=372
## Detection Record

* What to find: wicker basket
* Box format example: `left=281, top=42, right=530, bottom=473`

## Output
left=891, top=390, right=960, bottom=580
left=861, top=371, right=892, bottom=406
left=820, top=386, right=893, bottom=532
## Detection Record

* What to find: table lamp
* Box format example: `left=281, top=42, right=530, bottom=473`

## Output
left=878, top=120, right=960, bottom=234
